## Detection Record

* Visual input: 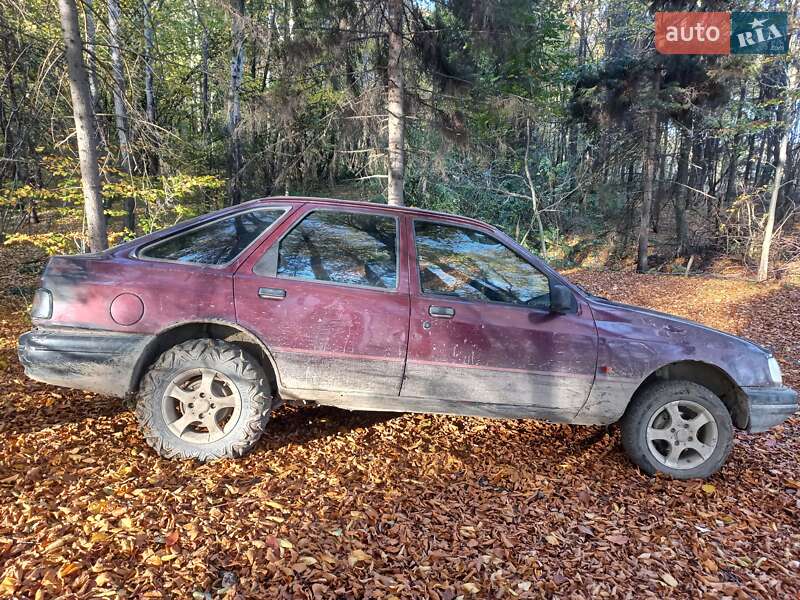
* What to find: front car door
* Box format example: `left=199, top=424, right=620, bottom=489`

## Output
left=400, top=217, right=598, bottom=422
left=234, top=204, right=410, bottom=402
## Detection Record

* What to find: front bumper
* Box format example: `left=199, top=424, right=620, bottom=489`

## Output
left=743, top=385, right=798, bottom=432
left=18, top=327, right=153, bottom=397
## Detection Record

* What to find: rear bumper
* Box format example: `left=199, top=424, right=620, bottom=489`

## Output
left=18, top=327, right=152, bottom=397
left=744, top=385, right=798, bottom=433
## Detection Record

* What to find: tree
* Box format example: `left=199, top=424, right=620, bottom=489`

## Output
left=82, top=0, right=99, bottom=107
left=758, top=58, right=797, bottom=282
left=227, top=0, right=246, bottom=205
left=386, top=0, right=405, bottom=206
left=5, top=0, right=799, bottom=279
left=107, top=0, right=135, bottom=230
left=637, top=70, right=660, bottom=273
left=56, top=0, right=107, bottom=251
left=143, top=0, right=158, bottom=175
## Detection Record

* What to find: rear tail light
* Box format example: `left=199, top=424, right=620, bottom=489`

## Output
left=31, top=288, right=53, bottom=319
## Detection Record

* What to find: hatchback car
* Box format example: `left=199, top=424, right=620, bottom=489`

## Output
left=18, top=197, right=797, bottom=478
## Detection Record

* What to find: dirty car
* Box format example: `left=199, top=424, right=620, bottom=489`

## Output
left=18, top=197, right=798, bottom=479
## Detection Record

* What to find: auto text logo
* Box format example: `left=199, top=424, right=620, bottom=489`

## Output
left=655, top=11, right=788, bottom=55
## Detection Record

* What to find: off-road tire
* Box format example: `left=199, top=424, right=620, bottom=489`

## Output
left=621, top=380, right=734, bottom=480
left=135, top=339, right=271, bottom=461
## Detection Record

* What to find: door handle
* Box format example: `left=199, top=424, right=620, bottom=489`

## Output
left=258, top=287, right=286, bottom=300
left=429, top=305, right=455, bottom=318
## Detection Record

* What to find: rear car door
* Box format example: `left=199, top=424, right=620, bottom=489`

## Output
left=401, top=218, right=598, bottom=421
left=234, top=205, right=410, bottom=398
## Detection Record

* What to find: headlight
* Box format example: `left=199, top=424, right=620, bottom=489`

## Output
left=767, top=356, right=783, bottom=385
left=31, top=288, right=52, bottom=319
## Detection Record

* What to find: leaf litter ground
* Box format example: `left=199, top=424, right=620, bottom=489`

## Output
left=0, top=251, right=798, bottom=598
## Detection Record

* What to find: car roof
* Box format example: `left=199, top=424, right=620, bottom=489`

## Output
left=246, top=196, right=492, bottom=230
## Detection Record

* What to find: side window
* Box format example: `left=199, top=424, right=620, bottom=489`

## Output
left=414, top=221, right=550, bottom=308
left=140, top=208, right=285, bottom=265
left=273, top=210, right=398, bottom=289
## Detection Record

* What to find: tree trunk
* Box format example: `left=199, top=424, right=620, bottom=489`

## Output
left=743, top=131, right=755, bottom=185
left=577, top=1, right=588, bottom=65
left=386, top=0, right=405, bottom=206
left=108, top=0, right=135, bottom=230
left=260, top=7, right=275, bottom=92
left=82, top=0, right=107, bottom=150
left=724, top=84, right=748, bottom=207
left=604, top=2, right=630, bottom=59
left=199, top=11, right=210, bottom=135
left=754, top=134, right=766, bottom=186
left=636, top=72, right=660, bottom=273
left=82, top=0, right=99, bottom=107
left=57, top=0, right=107, bottom=252
left=143, top=0, right=159, bottom=174
left=341, top=16, right=359, bottom=97
left=1, top=34, right=21, bottom=183
left=757, top=61, right=796, bottom=282
left=673, top=126, right=691, bottom=255
left=227, top=0, right=246, bottom=205
left=757, top=122, right=789, bottom=281
left=524, top=119, right=546, bottom=257
left=652, top=122, right=666, bottom=233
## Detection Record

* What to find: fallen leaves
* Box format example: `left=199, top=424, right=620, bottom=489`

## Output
left=57, top=562, right=80, bottom=578
left=164, top=529, right=180, bottom=547
left=605, top=534, right=629, bottom=545
left=0, top=575, right=16, bottom=595
left=347, top=549, right=371, bottom=566
left=0, top=263, right=799, bottom=598
left=661, top=572, right=679, bottom=587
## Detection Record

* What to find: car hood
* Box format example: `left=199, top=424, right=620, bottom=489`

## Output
left=586, top=295, right=771, bottom=356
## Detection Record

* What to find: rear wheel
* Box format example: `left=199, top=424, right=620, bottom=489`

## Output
left=621, top=380, right=733, bottom=479
left=136, top=339, right=271, bottom=461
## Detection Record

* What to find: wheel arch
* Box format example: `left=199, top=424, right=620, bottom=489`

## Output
left=129, top=320, right=281, bottom=396
left=633, top=360, right=748, bottom=429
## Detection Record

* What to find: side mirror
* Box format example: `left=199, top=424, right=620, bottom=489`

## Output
left=549, top=284, right=573, bottom=314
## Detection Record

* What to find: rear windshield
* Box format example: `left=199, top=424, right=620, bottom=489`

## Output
left=139, top=208, right=285, bottom=265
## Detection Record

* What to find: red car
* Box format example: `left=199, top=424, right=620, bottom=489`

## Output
left=18, top=197, right=797, bottom=478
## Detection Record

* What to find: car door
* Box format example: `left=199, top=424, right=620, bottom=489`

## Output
left=234, top=205, right=410, bottom=399
left=400, top=217, right=598, bottom=421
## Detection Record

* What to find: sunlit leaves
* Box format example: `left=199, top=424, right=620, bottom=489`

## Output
left=0, top=261, right=799, bottom=597
left=2, top=153, right=225, bottom=253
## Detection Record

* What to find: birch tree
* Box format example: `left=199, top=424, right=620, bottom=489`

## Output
left=143, top=0, right=158, bottom=174
left=227, top=0, right=246, bottom=205
left=56, top=0, right=107, bottom=251
left=107, top=0, right=135, bottom=229
left=758, top=57, right=797, bottom=282
left=82, top=0, right=99, bottom=106
left=386, top=0, right=405, bottom=206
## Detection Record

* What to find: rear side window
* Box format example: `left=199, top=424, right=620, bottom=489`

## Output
left=140, top=208, right=285, bottom=265
left=272, top=210, right=398, bottom=289
left=414, top=221, right=550, bottom=308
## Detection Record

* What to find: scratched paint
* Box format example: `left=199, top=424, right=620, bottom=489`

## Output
left=19, top=197, right=790, bottom=432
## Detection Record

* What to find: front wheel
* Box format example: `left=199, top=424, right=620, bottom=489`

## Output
left=135, top=339, right=271, bottom=461
left=621, top=380, right=734, bottom=479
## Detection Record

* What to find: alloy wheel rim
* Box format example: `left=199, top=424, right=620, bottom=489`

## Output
left=646, top=399, right=718, bottom=470
left=161, top=368, right=242, bottom=444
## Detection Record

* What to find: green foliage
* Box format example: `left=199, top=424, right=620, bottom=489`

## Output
left=1, top=0, right=795, bottom=272
left=2, top=152, right=225, bottom=253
